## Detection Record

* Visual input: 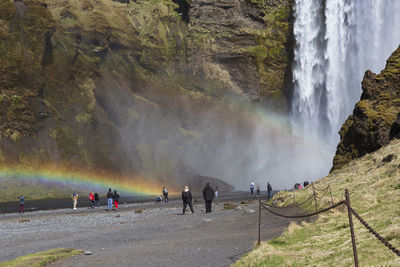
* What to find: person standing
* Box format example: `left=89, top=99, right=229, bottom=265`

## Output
left=88, top=192, right=95, bottom=208
left=94, top=192, right=100, bottom=207
left=256, top=183, right=260, bottom=196
left=181, top=186, right=194, bottom=214
left=267, top=182, right=272, bottom=199
left=250, top=182, right=255, bottom=197
left=71, top=192, right=79, bottom=210
left=203, top=182, right=214, bottom=213
left=107, top=188, right=113, bottom=211
left=113, top=190, right=120, bottom=210
left=18, top=194, right=25, bottom=214
left=163, top=186, right=168, bottom=203
left=215, top=186, right=219, bottom=199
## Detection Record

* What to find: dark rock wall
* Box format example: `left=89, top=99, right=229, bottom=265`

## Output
left=0, top=0, right=294, bottom=183
left=331, top=45, right=400, bottom=172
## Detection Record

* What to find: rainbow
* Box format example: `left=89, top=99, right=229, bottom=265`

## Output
left=0, top=165, right=161, bottom=196
left=219, top=99, right=333, bottom=152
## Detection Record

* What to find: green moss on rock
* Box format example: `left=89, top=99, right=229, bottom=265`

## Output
left=332, top=45, right=400, bottom=171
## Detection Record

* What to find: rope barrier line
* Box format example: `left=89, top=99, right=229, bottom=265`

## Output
left=315, top=189, right=330, bottom=199
left=265, top=193, right=315, bottom=209
left=312, top=184, right=330, bottom=192
left=261, top=201, right=346, bottom=219
left=350, top=207, right=400, bottom=257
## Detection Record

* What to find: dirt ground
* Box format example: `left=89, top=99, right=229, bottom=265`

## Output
left=0, top=196, right=297, bottom=267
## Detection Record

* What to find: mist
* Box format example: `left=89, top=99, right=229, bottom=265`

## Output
left=102, top=78, right=334, bottom=191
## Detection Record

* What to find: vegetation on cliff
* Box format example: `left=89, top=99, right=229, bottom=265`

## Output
left=332, top=45, right=400, bottom=171
left=0, top=0, right=293, bottom=188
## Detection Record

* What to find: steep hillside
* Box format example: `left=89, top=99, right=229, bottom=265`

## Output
left=332, top=45, right=400, bottom=171
left=0, top=0, right=293, bottom=184
left=235, top=138, right=400, bottom=266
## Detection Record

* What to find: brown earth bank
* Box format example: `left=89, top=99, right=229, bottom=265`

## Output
left=332, top=45, right=400, bottom=171
left=0, top=195, right=301, bottom=267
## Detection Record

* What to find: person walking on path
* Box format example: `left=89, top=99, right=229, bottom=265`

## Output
left=88, top=192, right=95, bottom=208
left=113, top=190, right=120, bottom=210
left=203, top=182, right=215, bottom=213
left=71, top=192, right=79, bottom=210
left=267, top=182, right=272, bottom=199
left=156, top=195, right=162, bottom=204
left=163, top=186, right=168, bottom=203
left=250, top=182, right=255, bottom=197
left=18, top=194, right=25, bottom=214
left=94, top=192, right=100, bottom=207
left=215, top=186, right=219, bottom=199
left=181, top=186, right=194, bottom=214
left=107, top=188, right=113, bottom=211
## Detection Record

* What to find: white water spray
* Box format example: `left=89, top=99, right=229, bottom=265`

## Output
left=292, top=0, right=400, bottom=145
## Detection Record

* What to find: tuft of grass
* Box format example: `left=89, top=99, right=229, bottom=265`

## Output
left=0, top=248, right=83, bottom=267
left=235, top=139, right=400, bottom=267
left=223, top=202, right=237, bottom=210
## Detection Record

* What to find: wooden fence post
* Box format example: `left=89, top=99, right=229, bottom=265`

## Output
left=328, top=185, right=334, bottom=206
left=312, top=183, right=318, bottom=212
left=345, top=189, right=359, bottom=267
left=258, top=195, right=261, bottom=246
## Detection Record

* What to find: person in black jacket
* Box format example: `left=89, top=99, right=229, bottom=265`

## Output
left=203, top=182, right=215, bottom=213
left=267, top=182, right=272, bottom=199
left=182, top=186, right=194, bottom=214
left=113, top=190, right=120, bottom=210
left=94, top=192, right=100, bottom=207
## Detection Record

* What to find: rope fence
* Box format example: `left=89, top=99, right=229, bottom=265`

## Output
left=267, top=191, right=315, bottom=209
left=312, top=184, right=329, bottom=192
left=256, top=187, right=400, bottom=267
left=261, top=201, right=345, bottom=219
left=314, top=188, right=330, bottom=199
left=350, top=207, right=400, bottom=257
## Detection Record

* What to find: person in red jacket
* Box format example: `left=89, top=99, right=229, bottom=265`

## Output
left=88, top=192, right=95, bottom=209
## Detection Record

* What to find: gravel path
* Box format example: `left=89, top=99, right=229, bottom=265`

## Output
left=0, top=198, right=296, bottom=267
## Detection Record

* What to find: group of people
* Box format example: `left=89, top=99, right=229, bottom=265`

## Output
left=294, top=181, right=309, bottom=190
left=87, top=192, right=101, bottom=208
left=181, top=182, right=218, bottom=214
left=156, top=186, right=169, bottom=203
left=249, top=181, right=273, bottom=199
left=156, top=184, right=219, bottom=214
left=71, top=189, right=120, bottom=211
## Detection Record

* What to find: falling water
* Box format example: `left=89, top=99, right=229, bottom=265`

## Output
left=292, top=0, right=400, bottom=145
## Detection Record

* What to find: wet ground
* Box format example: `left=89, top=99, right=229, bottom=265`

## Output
left=0, top=192, right=296, bottom=267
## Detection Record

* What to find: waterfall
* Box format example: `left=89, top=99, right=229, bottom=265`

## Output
left=292, top=0, right=400, bottom=146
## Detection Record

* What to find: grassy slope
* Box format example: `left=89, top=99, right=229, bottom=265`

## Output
left=0, top=248, right=83, bottom=267
left=235, top=139, right=400, bottom=266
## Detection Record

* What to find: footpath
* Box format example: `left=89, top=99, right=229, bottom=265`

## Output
left=0, top=198, right=295, bottom=267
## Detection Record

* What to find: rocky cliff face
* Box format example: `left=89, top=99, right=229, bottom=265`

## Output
left=332, top=45, right=400, bottom=171
left=0, top=0, right=293, bottom=184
